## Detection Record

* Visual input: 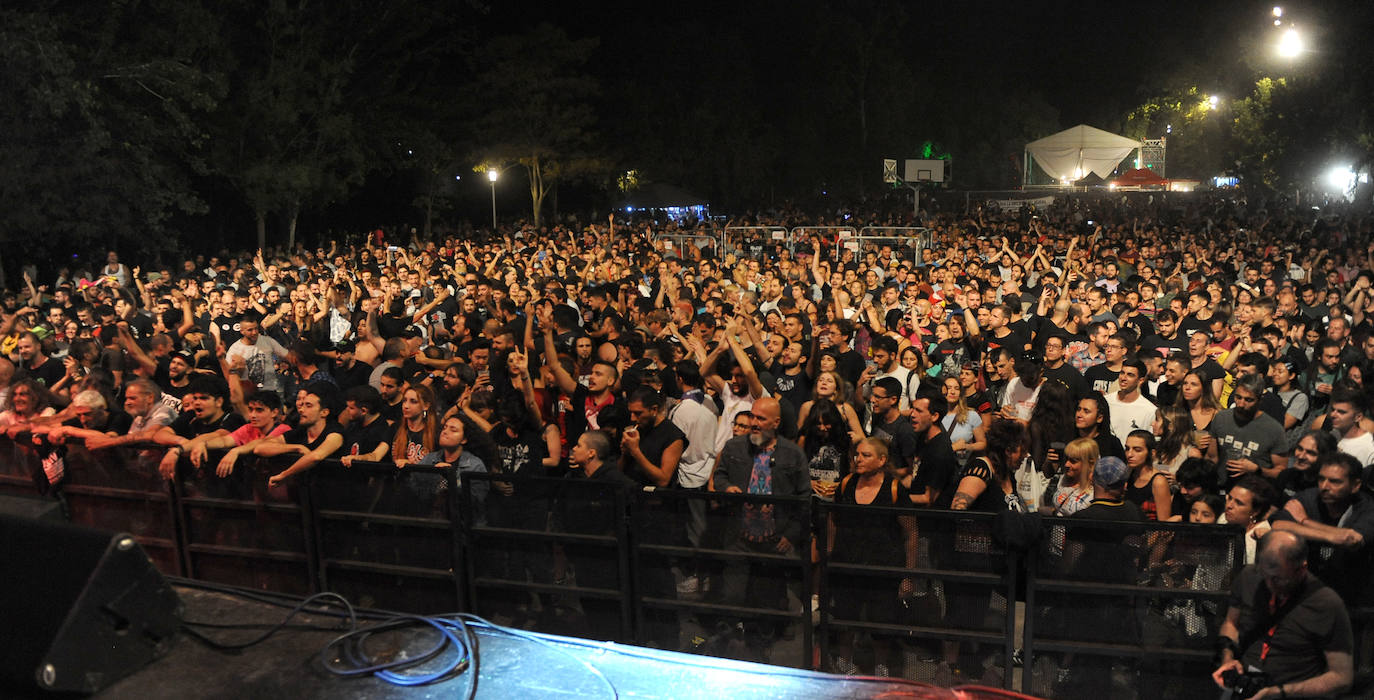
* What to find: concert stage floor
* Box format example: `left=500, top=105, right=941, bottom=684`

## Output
left=62, top=584, right=1031, bottom=700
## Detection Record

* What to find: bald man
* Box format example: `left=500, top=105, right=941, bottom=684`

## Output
left=711, top=396, right=810, bottom=657
left=1212, top=531, right=1353, bottom=699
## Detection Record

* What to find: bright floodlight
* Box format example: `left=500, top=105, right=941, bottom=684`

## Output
left=1279, top=28, right=1303, bottom=58
left=487, top=169, right=499, bottom=182
left=1327, top=166, right=1355, bottom=191
left=1272, top=6, right=1282, bottom=17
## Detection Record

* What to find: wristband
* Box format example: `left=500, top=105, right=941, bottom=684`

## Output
left=1279, top=685, right=1286, bottom=699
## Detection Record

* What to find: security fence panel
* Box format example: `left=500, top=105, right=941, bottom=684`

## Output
left=722, top=226, right=789, bottom=256
left=1024, top=517, right=1244, bottom=699
left=630, top=488, right=815, bottom=669
left=309, top=460, right=461, bottom=614
left=655, top=233, right=720, bottom=260
left=816, top=503, right=1018, bottom=688
left=58, top=444, right=182, bottom=576
left=173, top=454, right=315, bottom=595
left=462, top=473, right=633, bottom=643
left=856, top=227, right=932, bottom=267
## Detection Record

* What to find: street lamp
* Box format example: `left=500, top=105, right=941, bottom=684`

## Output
left=487, top=168, right=499, bottom=231
left=1278, top=27, right=1303, bottom=58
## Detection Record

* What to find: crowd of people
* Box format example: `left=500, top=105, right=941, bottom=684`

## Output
left=0, top=192, right=1370, bottom=695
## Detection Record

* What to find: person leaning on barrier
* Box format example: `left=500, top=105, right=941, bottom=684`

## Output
left=152, top=376, right=246, bottom=479
left=1212, top=530, right=1354, bottom=700
left=260, top=382, right=345, bottom=488
left=43, top=389, right=133, bottom=448
left=83, top=378, right=177, bottom=450
left=556, top=430, right=637, bottom=641
left=337, top=385, right=393, bottom=466
left=1271, top=452, right=1374, bottom=607
left=192, top=390, right=289, bottom=477
left=416, top=413, right=489, bottom=520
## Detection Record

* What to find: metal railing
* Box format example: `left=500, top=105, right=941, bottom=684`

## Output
left=722, top=226, right=790, bottom=256
left=0, top=438, right=1285, bottom=693
left=654, top=233, right=719, bottom=259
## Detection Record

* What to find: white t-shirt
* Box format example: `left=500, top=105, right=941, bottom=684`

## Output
left=669, top=398, right=718, bottom=489
left=1338, top=430, right=1374, bottom=467
left=226, top=336, right=289, bottom=392
left=713, top=383, right=764, bottom=454
left=1106, top=393, right=1157, bottom=442
left=1000, top=378, right=1042, bottom=421
left=876, top=365, right=920, bottom=410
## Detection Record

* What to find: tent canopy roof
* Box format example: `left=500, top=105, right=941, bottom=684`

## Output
left=1025, top=124, right=1142, bottom=182
left=1111, top=168, right=1168, bottom=187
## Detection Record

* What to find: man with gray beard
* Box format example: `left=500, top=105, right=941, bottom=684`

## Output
left=711, top=397, right=810, bottom=660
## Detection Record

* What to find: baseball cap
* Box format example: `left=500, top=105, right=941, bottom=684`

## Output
left=1093, top=457, right=1130, bottom=489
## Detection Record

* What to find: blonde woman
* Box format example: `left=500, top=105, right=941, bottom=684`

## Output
left=1041, top=437, right=1097, bottom=517
left=826, top=437, right=917, bottom=676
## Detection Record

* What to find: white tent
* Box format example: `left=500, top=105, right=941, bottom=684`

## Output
left=1024, top=124, right=1142, bottom=184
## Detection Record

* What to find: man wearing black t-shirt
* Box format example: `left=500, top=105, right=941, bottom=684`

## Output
left=907, top=392, right=957, bottom=507
left=154, top=376, right=246, bottom=479
left=1273, top=454, right=1374, bottom=605
left=768, top=339, right=812, bottom=414
left=376, top=368, right=405, bottom=425
left=622, top=387, right=686, bottom=488
left=1212, top=531, right=1353, bottom=699
left=338, top=385, right=393, bottom=465
left=15, top=332, right=64, bottom=388
left=868, top=377, right=918, bottom=474
left=1186, top=330, right=1226, bottom=398
left=1061, top=457, right=1145, bottom=697
left=1138, top=309, right=1187, bottom=358
left=1084, top=332, right=1128, bottom=396
left=1040, top=333, right=1086, bottom=400
left=825, top=318, right=866, bottom=387
left=979, top=304, right=1026, bottom=358
left=262, top=383, right=345, bottom=487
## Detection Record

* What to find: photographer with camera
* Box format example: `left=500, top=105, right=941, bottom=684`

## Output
left=1212, top=530, right=1353, bottom=699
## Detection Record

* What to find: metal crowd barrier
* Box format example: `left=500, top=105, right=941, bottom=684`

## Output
left=815, top=502, right=1018, bottom=684
left=722, top=226, right=790, bottom=256
left=0, top=438, right=1273, bottom=688
left=654, top=233, right=719, bottom=259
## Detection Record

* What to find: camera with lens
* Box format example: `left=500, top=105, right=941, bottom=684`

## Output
left=1220, top=669, right=1272, bottom=699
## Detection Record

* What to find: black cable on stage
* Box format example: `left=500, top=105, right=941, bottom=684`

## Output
left=179, top=591, right=357, bottom=652
left=171, top=577, right=951, bottom=697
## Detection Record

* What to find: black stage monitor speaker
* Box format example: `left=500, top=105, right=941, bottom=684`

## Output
left=0, top=514, right=182, bottom=694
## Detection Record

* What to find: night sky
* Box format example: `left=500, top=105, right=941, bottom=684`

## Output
left=482, top=0, right=1268, bottom=128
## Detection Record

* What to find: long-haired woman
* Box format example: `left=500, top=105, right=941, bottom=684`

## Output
left=799, top=398, right=854, bottom=499
left=1024, top=381, right=1077, bottom=506
left=940, top=418, right=1029, bottom=678
left=392, top=385, right=440, bottom=466
left=797, top=370, right=865, bottom=441
left=1151, top=404, right=1200, bottom=478
left=1123, top=430, right=1172, bottom=521
left=940, top=376, right=985, bottom=464
left=1175, top=371, right=1219, bottom=453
